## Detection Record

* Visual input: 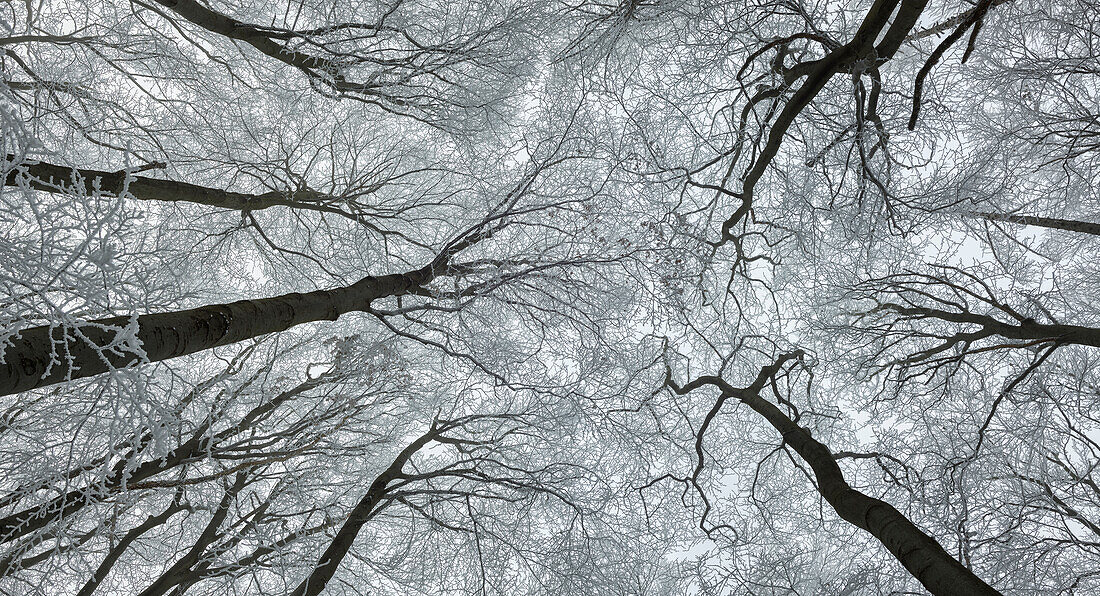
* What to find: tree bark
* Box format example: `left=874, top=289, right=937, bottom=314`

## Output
left=718, top=0, right=928, bottom=244
left=0, top=431, right=207, bottom=544
left=0, top=267, right=434, bottom=397
left=76, top=501, right=187, bottom=596
left=0, top=381, right=318, bottom=545
left=878, top=303, right=1100, bottom=348
left=291, top=428, right=437, bottom=596
left=136, top=474, right=246, bottom=596
left=4, top=156, right=361, bottom=220
left=971, top=211, right=1100, bottom=237
left=668, top=354, right=1003, bottom=596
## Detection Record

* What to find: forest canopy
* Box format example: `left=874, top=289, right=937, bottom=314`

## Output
left=2, top=0, right=1099, bottom=594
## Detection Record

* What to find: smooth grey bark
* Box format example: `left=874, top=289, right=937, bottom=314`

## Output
left=667, top=353, right=1003, bottom=596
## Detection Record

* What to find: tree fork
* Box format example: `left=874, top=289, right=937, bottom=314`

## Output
left=667, top=354, right=1003, bottom=596
left=149, top=0, right=334, bottom=75
left=877, top=303, right=1100, bottom=349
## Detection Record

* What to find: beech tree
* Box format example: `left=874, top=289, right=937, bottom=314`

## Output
left=4, top=0, right=1100, bottom=594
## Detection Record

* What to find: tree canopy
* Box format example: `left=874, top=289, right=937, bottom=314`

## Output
left=2, top=0, right=1099, bottom=594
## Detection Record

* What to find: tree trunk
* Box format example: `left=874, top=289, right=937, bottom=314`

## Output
left=718, top=0, right=927, bottom=244
left=668, top=356, right=1003, bottom=596
left=754, top=397, right=1002, bottom=596
left=4, top=156, right=359, bottom=220
left=0, top=269, right=431, bottom=396
left=0, top=432, right=206, bottom=543
left=0, top=381, right=318, bottom=544
left=879, top=303, right=1100, bottom=348
left=291, top=429, right=437, bottom=596
left=971, top=211, right=1100, bottom=237
left=135, top=474, right=246, bottom=596
left=76, top=501, right=186, bottom=596
left=150, top=0, right=332, bottom=75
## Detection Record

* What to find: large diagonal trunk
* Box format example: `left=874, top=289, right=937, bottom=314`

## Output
left=668, top=355, right=1003, bottom=596
left=0, top=269, right=431, bottom=396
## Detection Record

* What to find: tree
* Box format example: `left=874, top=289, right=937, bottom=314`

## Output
left=664, top=352, right=1000, bottom=596
left=5, top=0, right=1100, bottom=593
left=970, top=212, right=1100, bottom=237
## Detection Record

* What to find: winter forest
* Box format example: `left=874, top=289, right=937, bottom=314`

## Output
left=1, top=0, right=1098, bottom=594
